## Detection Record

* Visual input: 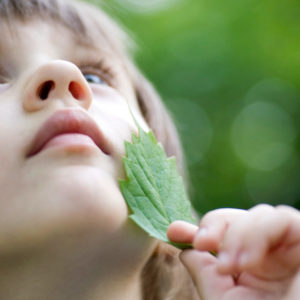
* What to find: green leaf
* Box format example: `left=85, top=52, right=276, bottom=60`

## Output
left=120, top=128, right=196, bottom=249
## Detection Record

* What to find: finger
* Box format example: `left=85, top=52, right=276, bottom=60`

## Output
left=193, top=208, right=246, bottom=253
left=180, top=249, right=234, bottom=300
left=218, top=204, right=300, bottom=273
left=217, top=204, right=280, bottom=273
left=167, top=221, right=198, bottom=244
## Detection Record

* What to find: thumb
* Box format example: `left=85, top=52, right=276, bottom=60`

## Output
left=180, top=250, right=234, bottom=300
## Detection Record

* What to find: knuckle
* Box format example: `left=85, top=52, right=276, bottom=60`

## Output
left=250, top=203, right=274, bottom=214
left=276, top=205, right=300, bottom=220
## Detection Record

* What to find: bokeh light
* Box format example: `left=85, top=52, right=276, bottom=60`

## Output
left=231, top=101, right=296, bottom=171
left=245, top=159, right=300, bottom=207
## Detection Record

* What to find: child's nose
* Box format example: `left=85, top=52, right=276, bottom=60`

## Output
left=23, top=60, right=92, bottom=112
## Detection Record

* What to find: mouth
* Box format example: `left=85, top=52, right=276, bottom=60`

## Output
left=26, top=109, right=111, bottom=158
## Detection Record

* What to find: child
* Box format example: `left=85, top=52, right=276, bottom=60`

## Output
left=0, top=0, right=195, bottom=299
left=0, top=0, right=299, bottom=299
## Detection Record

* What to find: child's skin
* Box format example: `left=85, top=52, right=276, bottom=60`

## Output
left=0, top=18, right=155, bottom=300
left=168, top=204, right=300, bottom=300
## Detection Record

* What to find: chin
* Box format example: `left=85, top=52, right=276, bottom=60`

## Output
left=0, top=166, right=129, bottom=255
left=49, top=166, right=128, bottom=230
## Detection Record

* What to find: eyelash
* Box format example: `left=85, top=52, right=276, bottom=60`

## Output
left=78, top=59, right=116, bottom=86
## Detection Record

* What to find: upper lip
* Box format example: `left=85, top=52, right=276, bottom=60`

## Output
left=26, top=109, right=111, bottom=158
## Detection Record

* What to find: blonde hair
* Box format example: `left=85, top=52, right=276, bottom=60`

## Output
left=0, top=0, right=198, bottom=298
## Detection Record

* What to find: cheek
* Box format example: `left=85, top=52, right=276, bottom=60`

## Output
left=0, top=106, right=29, bottom=191
left=90, top=85, right=148, bottom=132
left=90, top=84, right=141, bottom=122
left=89, top=87, right=138, bottom=146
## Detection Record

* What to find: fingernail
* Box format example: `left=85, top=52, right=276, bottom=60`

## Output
left=218, top=251, right=230, bottom=265
left=196, top=227, right=208, bottom=238
left=238, top=252, right=249, bottom=266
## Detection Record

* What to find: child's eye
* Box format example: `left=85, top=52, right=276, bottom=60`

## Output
left=0, top=75, right=9, bottom=84
left=83, top=73, right=108, bottom=85
left=0, top=81, right=10, bottom=93
left=0, top=75, right=10, bottom=92
left=79, top=59, right=115, bottom=87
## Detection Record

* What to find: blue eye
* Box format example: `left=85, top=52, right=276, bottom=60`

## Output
left=84, top=74, right=107, bottom=85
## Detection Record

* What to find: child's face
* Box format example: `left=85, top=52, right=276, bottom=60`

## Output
left=0, top=19, right=149, bottom=252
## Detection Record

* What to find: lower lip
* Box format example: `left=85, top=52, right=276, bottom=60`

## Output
left=42, top=133, right=97, bottom=152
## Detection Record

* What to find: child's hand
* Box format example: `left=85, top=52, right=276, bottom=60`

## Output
left=167, top=204, right=300, bottom=300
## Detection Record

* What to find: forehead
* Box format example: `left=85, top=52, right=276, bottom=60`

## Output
left=0, top=0, right=127, bottom=60
left=0, top=19, right=110, bottom=59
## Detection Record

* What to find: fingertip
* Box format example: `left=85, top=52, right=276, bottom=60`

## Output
left=193, top=228, right=208, bottom=249
left=179, top=248, right=194, bottom=263
left=237, top=248, right=264, bottom=270
left=179, top=249, right=195, bottom=269
left=180, top=249, right=235, bottom=299
left=238, top=251, right=250, bottom=268
left=217, top=251, right=241, bottom=275
left=167, top=221, right=198, bottom=244
left=216, top=250, right=241, bottom=276
left=193, top=227, right=219, bottom=252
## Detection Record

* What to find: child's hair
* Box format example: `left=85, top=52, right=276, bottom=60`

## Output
left=0, top=0, right=198, bottom=299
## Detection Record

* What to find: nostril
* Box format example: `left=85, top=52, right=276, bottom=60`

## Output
left=69, top=81, right=84, bottom=100
left=38, top=80, right=55, bottom=100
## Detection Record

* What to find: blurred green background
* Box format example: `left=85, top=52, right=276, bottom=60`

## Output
left=89, top=0, right=300, bottom=214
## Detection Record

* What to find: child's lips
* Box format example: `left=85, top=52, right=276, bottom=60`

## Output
left=41, top=133, right=97, bottom=152
left=26, top=109, right=111, bottom=158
